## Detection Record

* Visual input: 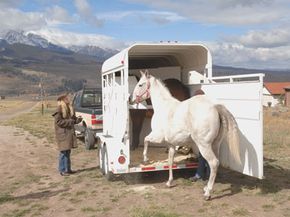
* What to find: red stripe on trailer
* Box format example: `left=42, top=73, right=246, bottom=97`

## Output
left=185, top=163, right=198, bottom=167
left=163, top=165, right=177, bottom=169
left=136, top=162, right=198, bottom=173
left=141, top=166, right=156, bottom=171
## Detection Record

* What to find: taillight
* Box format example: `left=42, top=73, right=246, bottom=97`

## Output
left=92, top=119, right=103, bottom=125
left=91, top=114, right=102, bottom=125
left=118, top=156, right=126, bottom=164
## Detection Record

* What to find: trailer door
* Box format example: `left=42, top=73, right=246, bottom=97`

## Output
left=200, top=74, right=264, bottom=179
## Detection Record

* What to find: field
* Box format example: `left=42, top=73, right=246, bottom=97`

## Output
left=0, top=100, right=289, bottom=217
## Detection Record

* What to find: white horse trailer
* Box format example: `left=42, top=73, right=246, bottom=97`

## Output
left=97, top=43, right=264, bottom=180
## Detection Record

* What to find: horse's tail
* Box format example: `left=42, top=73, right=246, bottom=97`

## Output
left=214, top=104, right=241, bottom=168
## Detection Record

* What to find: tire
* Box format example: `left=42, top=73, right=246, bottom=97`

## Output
left=101, top=145, right=114, bottom=181
left=99, top=145, right=104, bottom=173
left=84, top=128, right=95, bottom=150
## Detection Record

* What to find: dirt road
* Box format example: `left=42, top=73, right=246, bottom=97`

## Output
left=0, top=104, right=290, bottom=217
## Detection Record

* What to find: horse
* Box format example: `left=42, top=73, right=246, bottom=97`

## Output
left=131, top=70, right=241, bottom=200
left=129, top=78, right=190, bottom=150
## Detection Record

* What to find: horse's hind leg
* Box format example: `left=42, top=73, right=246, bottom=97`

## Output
left=199, top=147, right=219, bottom=200
left=166, top=145, right=175, bottom=187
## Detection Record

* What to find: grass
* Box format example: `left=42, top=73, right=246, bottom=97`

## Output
left=2, top=208, right=31, bottom=217
left=2, top=204, right=49, bottom=217
left=0, top=194, right=15, bottom=205
left=131, top=208, right=184, bottom=217
left=0, top=100, right=25, bottom=113
left=0, top=173, right=43, bottom=196
left=264, top=108, right=290, bottom=152
left=1, top=100, right=290, bottom=217
left=262, top=204, right=275, bottom=212
left=81, top=206, right=111, bottom=214
left=232, top=208, right=250, bottom=216
left=2, top=100, right=56, bottom=143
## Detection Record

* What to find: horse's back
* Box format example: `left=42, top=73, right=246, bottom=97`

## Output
left=186, top=95, right=217, bottom=117
left=181, top=95, right=220, bottom=140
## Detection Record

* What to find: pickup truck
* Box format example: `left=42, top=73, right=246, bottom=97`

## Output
left=72, top=87, right=102, bottom=150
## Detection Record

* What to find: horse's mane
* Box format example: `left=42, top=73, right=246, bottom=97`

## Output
left=151, top=77, right=173, bottom=100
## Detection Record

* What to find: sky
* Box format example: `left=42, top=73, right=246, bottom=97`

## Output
left=0, top=0, right=290, bottom=70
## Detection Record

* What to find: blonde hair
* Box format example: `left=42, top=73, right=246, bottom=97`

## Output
left=57, top=100, right=75, bottom=118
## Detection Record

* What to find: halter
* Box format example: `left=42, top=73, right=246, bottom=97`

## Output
left=136, top=79, right=150, bottom=103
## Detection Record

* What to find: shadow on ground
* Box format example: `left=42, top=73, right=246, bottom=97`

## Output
left=0, top=188, right=70, bottom=204
left=109, top=157, right=290, bottom=200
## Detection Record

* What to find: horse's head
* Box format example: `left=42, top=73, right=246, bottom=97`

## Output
left=131, top=70, right=151, bottom=104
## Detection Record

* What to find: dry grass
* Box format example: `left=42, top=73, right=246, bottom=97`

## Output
left=264, top=107, right=290, bottom=149
left=263, top=107, right=290, bottom=169
left=0, top=100, right=26, bottom=113
left=2, top=100, right=56, bottom=143
left=1, top=100, right=290, bottom=217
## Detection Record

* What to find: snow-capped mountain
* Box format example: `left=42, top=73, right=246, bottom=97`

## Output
left=4, top=30, right=71, bottom=53
left=69, top=45, right=118, bottom=61
left=3, top=30, right=118, bottom=60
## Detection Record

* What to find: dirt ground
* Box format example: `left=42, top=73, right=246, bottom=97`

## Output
left=0, top=101, right=290, bottom=217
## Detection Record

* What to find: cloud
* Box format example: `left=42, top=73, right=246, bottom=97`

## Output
left=124, top=0, right=290, bottom=26
left=0, top=9, right=47, bottom=34
left=238, top=28, right=290, bottom=48
left=30, top=28, right=127, bottom=50
left=98, top=10, right=185, bottom=24
left=0, top=0, right=22, bottom=8
left=73, top=0, right=103, bottom=27
left=45, top=5, right=75, bottom=25
left=0, top=4, right=74, bottom=34
left=207, top=41, right=290, bottom=69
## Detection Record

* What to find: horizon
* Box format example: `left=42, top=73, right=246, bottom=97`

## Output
left=0, top=0, right=290, bottom=70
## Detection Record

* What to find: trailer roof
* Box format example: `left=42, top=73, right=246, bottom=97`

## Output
left=101, top=43, right=211, bottom=74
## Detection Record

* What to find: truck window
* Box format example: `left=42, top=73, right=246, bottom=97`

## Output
left=81, top=91, right=102, bottom=107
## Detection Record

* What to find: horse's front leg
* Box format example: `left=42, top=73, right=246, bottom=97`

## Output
left=143, top=131, right=164, bottom=163
left=166, top=145, right=175, bottom=187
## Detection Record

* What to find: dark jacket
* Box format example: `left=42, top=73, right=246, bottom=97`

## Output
left=52, top=103, right=81, bottom=151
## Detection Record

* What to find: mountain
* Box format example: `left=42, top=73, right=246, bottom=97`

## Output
left=4, top=30, right=70, bottom=54
left=0, top=30, right=289, bottom=96
left=213, top=65, right=290, bottom=82
left=3, top=30, right=118, bottom=61
left=0, top=40, right=103, bottom=95
left=69, top=45, right=118, bottom=62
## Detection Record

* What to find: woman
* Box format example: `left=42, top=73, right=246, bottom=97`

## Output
left=52, top=93, right=82, bottom=176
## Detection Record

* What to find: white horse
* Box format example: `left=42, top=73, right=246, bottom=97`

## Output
left=131, top=70, right=241, bottom=200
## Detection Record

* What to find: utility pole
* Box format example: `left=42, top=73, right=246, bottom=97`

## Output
left=39, top=78, right=44, bottom=115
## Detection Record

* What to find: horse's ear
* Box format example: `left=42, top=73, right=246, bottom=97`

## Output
left=140, top=70, right=144, bottom=76
left=144, top=69, right=150, bottom=78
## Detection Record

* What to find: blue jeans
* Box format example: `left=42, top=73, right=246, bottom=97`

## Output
left=195, top=153, right=210, bottom=179
left=58, top=150, right=71, bottom=173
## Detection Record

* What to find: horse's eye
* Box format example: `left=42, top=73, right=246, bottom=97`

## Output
left=139, top=84, right=143, bottom=87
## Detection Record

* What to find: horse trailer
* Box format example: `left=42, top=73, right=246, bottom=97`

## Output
left=97, top=43, right=264, bottom=180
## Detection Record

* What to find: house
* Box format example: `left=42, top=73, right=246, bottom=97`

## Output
left=263, top=82, right=290, bottom=107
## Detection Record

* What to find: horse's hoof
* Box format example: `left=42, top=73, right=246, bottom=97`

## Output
left=166, top=182, right=173, bottom=188
left=204, top=195, right=211, bottom=201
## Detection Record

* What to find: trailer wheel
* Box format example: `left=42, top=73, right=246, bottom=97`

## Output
left=84, top=128, right=95, bottom=150
left=98, top=144, right=103, bottom=171
left=101, top=145, right=114, bottom=181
